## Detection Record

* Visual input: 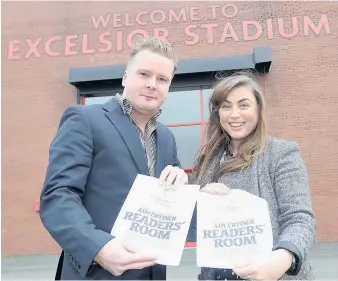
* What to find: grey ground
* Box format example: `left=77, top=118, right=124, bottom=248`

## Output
left=2, top=242, right=338, bottom=280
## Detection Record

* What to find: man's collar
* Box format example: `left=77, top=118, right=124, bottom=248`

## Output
left=114, top=93, right=162, bottom=120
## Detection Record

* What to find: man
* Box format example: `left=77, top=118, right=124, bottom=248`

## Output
left=39, top=37, right=188, bottom=280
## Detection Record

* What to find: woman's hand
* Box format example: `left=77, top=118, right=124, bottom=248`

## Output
left=200, top=183, right=231, bottom=195
left=233, top=249, right=293, bottom=280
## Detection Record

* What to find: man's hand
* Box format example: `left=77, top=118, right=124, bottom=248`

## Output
left=200, top=183, right=231, bottom=195
left=94, top=238, right=157, bottom=276
left=233, top=249, right=293, bottom=280
left=159, top=165, right=188, bottom=186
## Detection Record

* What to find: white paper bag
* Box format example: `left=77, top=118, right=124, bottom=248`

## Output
left=111, top=174, right=200, bottom=266
left=197, top=189, right=273, bottom=268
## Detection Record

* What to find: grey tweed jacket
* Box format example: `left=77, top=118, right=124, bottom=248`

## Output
left=196, top=136, right=316, bottom=280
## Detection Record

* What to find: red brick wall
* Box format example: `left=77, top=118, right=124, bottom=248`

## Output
left=2, top=1, right=338, bottom=256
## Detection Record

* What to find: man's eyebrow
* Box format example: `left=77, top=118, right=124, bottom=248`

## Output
left=136, top=68, right=171, bottom=81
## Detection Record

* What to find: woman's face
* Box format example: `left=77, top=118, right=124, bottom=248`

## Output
left=218, top=86, right=259, bottom=142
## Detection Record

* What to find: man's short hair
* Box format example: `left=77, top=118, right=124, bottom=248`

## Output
left=129, top=36, right=178, bottom=72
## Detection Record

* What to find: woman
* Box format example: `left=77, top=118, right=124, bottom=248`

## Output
left=194, top=73, right=316, bottom=280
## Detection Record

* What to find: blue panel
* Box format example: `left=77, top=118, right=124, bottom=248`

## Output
left=169, top=125, right=202, bottom=168
left=158, top=90, right=202, bottom=125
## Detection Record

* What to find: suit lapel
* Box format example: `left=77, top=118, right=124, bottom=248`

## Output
left=103, top=99, right=149, bottom=175
left=155, top=125, right=166, bottom=178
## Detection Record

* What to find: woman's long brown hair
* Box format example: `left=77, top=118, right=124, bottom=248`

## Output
left=194, top=72, right=268, bottom=181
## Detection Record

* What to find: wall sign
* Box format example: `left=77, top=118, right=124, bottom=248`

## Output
left=6, top=4, right=333, bottom=60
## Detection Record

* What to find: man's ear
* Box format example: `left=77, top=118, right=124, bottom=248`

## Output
left=122, top=71, right=127, bottom=87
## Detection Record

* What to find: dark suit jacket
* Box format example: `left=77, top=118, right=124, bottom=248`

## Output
left=39, top=98, right=181, bottom=280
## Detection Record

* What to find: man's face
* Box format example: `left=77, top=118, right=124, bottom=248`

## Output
left=122, top=49, right=174, bottom=116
